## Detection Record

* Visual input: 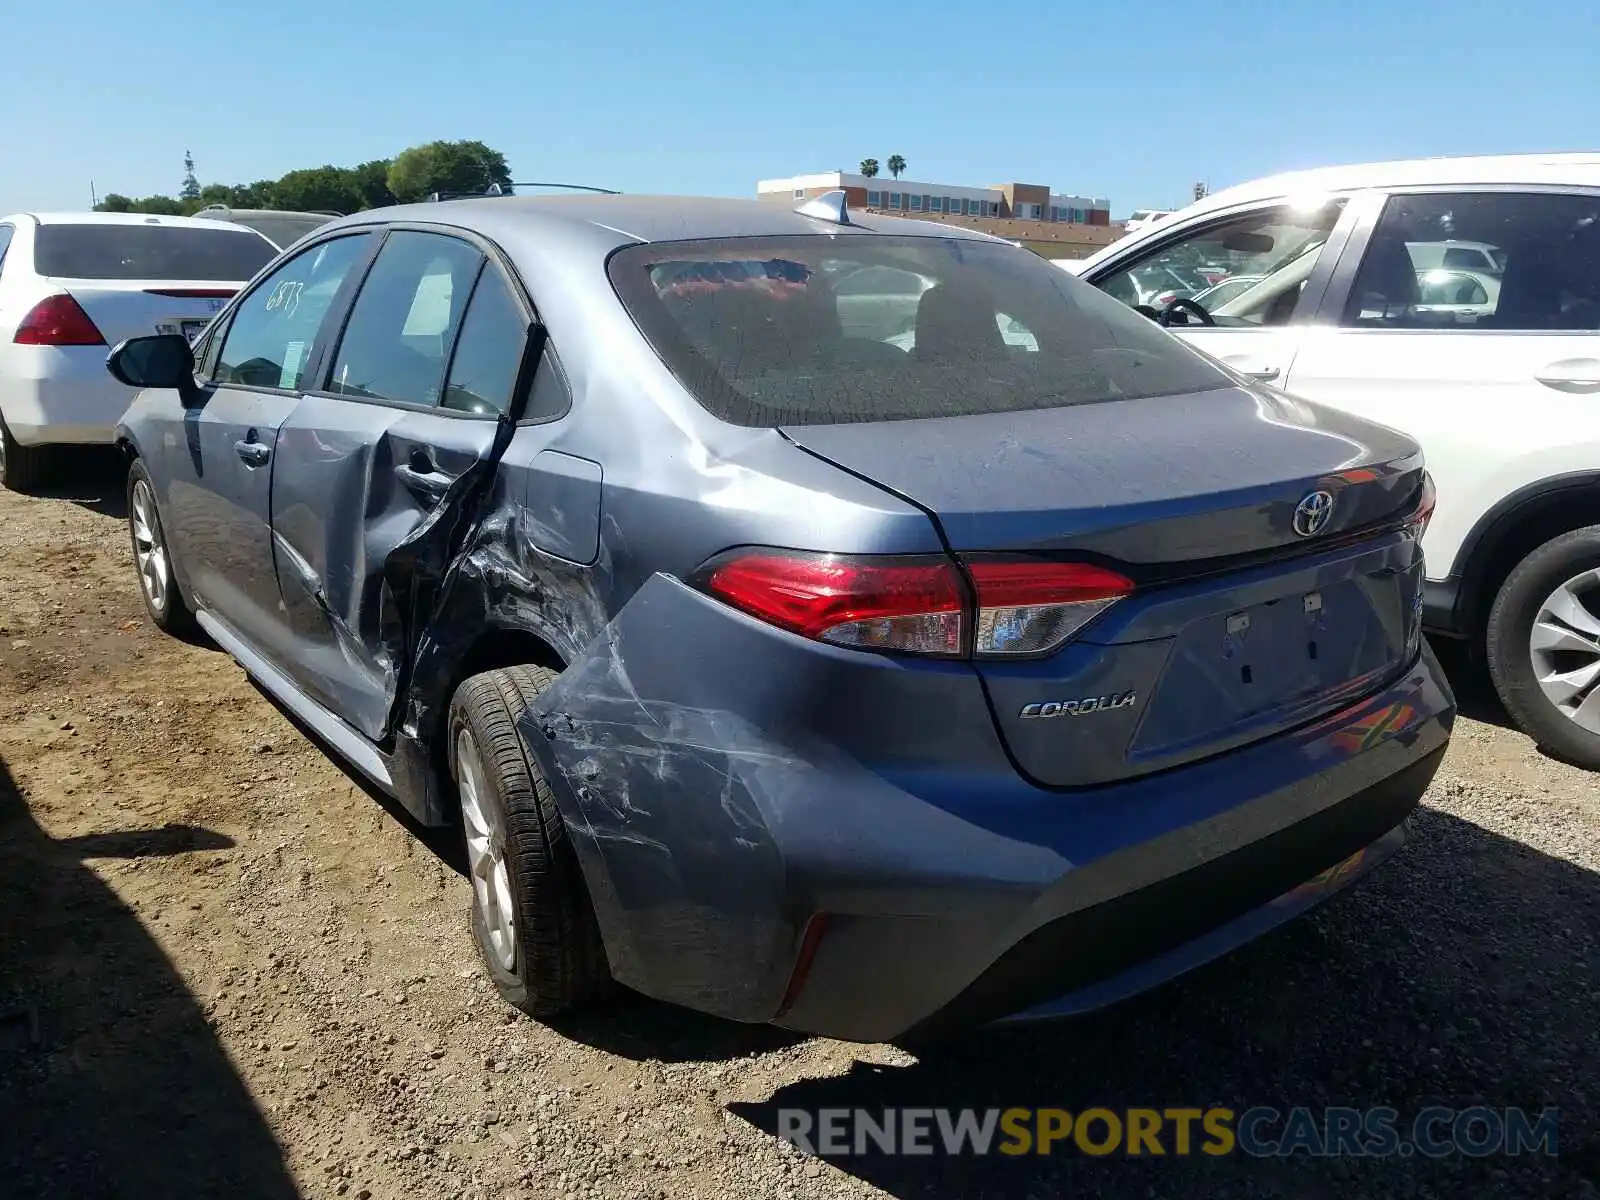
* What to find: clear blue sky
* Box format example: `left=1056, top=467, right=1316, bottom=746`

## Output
left=4, top=0, right=1594, bottom=218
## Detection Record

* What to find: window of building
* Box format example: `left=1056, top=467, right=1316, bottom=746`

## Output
left=867, top=191, right=881, bottom=206
left=890, top=192, right=901, bottom=208
left=909, top=195, right=922, bottom=210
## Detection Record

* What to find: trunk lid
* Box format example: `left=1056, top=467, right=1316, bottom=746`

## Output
left=783, top=386, right=1429, bottom=787
left=53, top=279, right=239, bottom=348
left=780, top=386, right=1422, bottom=562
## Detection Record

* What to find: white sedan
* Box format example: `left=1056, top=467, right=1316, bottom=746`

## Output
left=0, top=211, right=278, bottom=491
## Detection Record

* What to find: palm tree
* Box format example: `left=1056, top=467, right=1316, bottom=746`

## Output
left=887, top=155, right=907, bottom=180
left=859, top=158, right=880, bottom=179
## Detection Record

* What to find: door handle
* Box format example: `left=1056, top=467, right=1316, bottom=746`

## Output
left=233, top=439, right=270, bottom=467
left=1219, top=354, right=1279, bottom=382
left=394, top=462, right=455, bottom=502
left=1534, top=358, right=1600, bottom=393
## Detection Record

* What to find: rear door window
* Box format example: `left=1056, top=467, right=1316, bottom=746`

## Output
left=33, top=223, right=278, bottom=280
left=1342, top=191, right=1600, bottom=330
left=441, top=268, right=529, bottom=417
left=609, top=235, right=1229, bottom=426
left=327, top=231, right=484, bottom=407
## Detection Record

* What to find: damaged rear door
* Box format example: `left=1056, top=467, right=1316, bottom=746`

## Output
left=269, top=227, right=533, bottom=741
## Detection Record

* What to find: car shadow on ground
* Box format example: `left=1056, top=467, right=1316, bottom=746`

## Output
left=727, top=808, right=1598, bottom=1197
left=0, top=755, right=299, bottom=1199
left=25, top=447, right=130, bottom=520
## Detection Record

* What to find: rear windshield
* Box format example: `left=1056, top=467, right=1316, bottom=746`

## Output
left=226, top=213, right=336, bottom=249
left=608, top=235, right=1229, bottom=425
left=34, top=223, right=277, bottom=281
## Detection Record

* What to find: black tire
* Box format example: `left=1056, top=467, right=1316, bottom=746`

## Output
left=448, top=665, right=609, bottom=1017
left=0, top=413, right=50, bottom=493
left=125, top=459, right=198, bottom=637
left=1486, top=525, right=1600, bottom=769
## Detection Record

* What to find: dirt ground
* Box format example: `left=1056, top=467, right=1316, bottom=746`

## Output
left=1, top=457, right=1595, bottom=1200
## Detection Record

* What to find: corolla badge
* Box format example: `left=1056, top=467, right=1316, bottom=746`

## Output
left=1292, top=490, right=1335, bottom=538
left=1019, top=691, right=1137, bottom=719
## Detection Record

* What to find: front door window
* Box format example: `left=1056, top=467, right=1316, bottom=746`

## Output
left=1096, top=199, right=1347, bottom=326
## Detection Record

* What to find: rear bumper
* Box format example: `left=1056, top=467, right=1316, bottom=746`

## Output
left=523, top=576, right=1455, bottom=1044
left=0, top=346, right=132, bottom=445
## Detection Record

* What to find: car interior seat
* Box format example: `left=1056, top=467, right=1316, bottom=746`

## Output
left=913, top=285, right=1005, bottom=363
left=1346, top=236, right=1421, bottom=325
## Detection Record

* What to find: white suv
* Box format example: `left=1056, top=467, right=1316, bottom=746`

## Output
left=1071, top=152, right=1600, bottom=766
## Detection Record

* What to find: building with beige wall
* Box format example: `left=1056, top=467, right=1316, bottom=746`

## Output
left=755, top=170, right=1126, bottom=259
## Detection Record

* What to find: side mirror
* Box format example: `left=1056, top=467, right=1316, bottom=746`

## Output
left=107, top=334, right=202, bottom=405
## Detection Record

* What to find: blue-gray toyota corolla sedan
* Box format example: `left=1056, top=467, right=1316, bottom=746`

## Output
left=105, top=191, right=1455, bottom=1043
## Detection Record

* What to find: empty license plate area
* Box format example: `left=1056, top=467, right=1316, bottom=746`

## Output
left=1131, top=569, right=1408, bottom=763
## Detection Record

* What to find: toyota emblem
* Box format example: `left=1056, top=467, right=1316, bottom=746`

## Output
left=1292, top=490, right=1335, bottom=538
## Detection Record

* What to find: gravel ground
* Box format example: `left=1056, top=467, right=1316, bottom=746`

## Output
left=0, top=457, right=1595, bottom=1200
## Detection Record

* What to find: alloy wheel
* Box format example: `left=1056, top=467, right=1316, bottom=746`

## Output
left=130, top=478, right=170, bottom=615
left=1528, top=568, right=1600, bottom=734
left=457, top=728, right=518, bottom=973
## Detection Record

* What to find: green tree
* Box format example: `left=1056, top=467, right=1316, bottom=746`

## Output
left=271, top=166, right=364, bottom=214
left=351, top=159, right=397, bottom=209
left=131, top=195, right=186, bottom=215
left=95, top=193, right=134, bottom=213
left=859, top=158, right=879, bottom=179
left=887, top=155, right=906, bottom=179
left=181, top=151, right=201, bottom=201
left=387, top=140, right=512, bottom=203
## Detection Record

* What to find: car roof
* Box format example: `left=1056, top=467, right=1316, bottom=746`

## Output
left=1194, top=151, right=1600, bottom=213
left=7, top=211, right=264, bottom=232
left=201, top=207, right=338, bottom=219
left=319, top=193, right=1007, bottom=251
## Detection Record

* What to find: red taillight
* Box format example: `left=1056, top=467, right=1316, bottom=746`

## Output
left=967, top=559, right=1134, bottom=656
left=1406, top=473, right=1437, bottom=541
left=14, top=294, right=105, bottom=346
left=696, top=549, right=1133, bottom=659
left=699, top=550, right=965, bottom=655
left=142, top=287, right=236, bottom=299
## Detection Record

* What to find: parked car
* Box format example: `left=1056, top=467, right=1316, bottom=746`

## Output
left=1069, top=152, right=1600, bottom=768
left=0, top=212, right=278, bottom=491
left=195, top=205, right=340, bottom=250
left=106, top=190, right=1452, bottom=1042
left=1191, top=273, right=1265, bottom=310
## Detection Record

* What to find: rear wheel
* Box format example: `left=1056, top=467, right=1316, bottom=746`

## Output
left=0, top=414, right=49, bottom=493
left=449, top=665, right=609, bottom=1017
left=126, top=460, right=197, bottom=636
left=1486, top=526, right=1600, bottom=769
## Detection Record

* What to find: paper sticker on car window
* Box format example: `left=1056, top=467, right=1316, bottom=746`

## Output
left=280, top=340, right=306, bottom=389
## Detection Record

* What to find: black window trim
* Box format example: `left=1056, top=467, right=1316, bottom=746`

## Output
left=1083, top=193, right=1365, bottom=329
left=300, top=220, right=557, bottom=424
left=1311, top=182, right=1600, bottom=334
left=203, top=229, right=382, bottom=398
